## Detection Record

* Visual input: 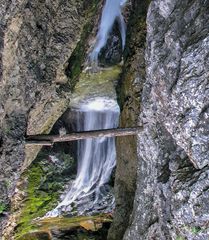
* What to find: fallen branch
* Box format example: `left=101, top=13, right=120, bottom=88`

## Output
left=26, top=127, right=143, bottom=146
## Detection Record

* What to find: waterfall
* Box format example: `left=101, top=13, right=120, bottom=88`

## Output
left=45, top=0, right=124, bottom=218
left=47, top=98, right=119, bottom=217
left=89, top=0, right=127, bottom=64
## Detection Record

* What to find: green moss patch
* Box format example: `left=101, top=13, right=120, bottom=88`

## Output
left=15, top=149, right=76, bottom=239
left=70, top=66, right=121, bottom=107
left=0, top=201, right=8, bottom=214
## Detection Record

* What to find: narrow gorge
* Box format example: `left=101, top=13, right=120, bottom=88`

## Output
left=0, top=0, right=209, bottom=240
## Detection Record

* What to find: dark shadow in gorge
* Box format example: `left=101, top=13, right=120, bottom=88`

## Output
left=108, top=0, right=150, bottom=239
left=50, top=222, right=111, bottom=240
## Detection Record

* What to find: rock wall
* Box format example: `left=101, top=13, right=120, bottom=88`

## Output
left=108, top=1, right=149, bottom=239
left=122, top=0, right=209, bottom=239
left=0, top=0, right=101, bottom=237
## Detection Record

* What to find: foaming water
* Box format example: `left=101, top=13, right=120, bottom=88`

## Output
left=90, top=0, right=127, bottom=64
left=46, top=98, right=119, bottom=217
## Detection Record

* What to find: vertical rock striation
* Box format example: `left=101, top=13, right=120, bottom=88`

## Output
left=123, top=0, right=209, bottom=239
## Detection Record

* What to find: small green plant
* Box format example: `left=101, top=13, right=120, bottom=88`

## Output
left=191, top=226, right=201, bottom=234
left=0, top=202, right=7, bottom=214
left=176, top=236, right=185, bottom=240
left=4, top=126, right=11, bottom=134
left=184, top=225, right=201, bottom=235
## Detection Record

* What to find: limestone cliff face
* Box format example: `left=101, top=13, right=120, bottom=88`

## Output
left=0, top=0, right=101, bottom=235
left=122, top=0, right=209, bottom=239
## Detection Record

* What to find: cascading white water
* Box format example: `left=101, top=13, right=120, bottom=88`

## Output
left=90, top=0, right=127, bottom=64
left=47, top=98, right=120, bottom=217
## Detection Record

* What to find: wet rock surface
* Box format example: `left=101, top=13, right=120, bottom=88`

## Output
left=99, top=27, right=123, bottom=66
left=122, top=0, right=209, bottom=239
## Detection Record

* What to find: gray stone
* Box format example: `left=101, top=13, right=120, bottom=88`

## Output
left=123, top=0, right=209, bottom=239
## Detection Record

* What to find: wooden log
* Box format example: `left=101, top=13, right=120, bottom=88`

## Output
left=25, top=127, right=143, bottom=146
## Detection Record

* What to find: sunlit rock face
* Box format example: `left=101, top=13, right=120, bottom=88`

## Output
left=123, top=0, right=209, bottom=239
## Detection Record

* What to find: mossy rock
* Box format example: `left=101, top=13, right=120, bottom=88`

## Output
left=15, top=149, right=76, bottom=239
left=70, top=66, right=122, bottom=108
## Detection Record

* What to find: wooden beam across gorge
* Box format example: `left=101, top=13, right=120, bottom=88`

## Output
left=25, top=127, right=143, bottom=146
